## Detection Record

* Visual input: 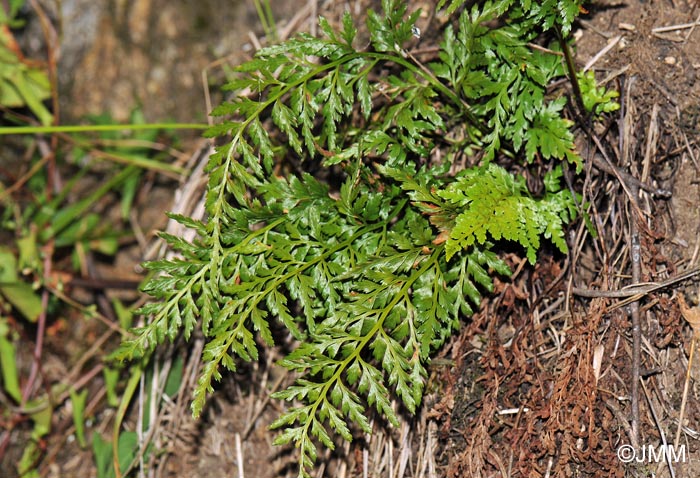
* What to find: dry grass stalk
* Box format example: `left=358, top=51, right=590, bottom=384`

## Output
left=674, top=293, right=700, bottom=452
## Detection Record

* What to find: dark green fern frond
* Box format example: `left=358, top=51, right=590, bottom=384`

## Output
left=112, top=1, right=599, bottom=476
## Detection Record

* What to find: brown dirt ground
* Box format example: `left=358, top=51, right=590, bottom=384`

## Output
left=2, top=1, right=700, bottom=477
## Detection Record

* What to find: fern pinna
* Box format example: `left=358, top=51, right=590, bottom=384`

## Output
left=114, top=0, right=589, bottom=475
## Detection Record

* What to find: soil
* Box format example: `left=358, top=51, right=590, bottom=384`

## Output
left=2, top=1, right=700, bottom=478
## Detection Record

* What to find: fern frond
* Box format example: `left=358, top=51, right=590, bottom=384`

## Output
left=437, top=163, right=578, bottom=262
left=112, top=1, right=596, bottom=475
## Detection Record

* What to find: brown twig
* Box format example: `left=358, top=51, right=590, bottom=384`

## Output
left=572, top=265, right=700, bottom=301
left=629, top=181, right=642, bottom=447
left=619, top=75, right=642, bottom=446
left=20, top=244, right=52, bottom=405
left=583, top=35, right=621, bottom=72
left=582, top=133, right=672, bottom=198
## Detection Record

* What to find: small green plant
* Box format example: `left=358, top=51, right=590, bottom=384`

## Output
left=0, top=0, right=52, bottom=125
left=0, top=106, right=196, bottom=476
left=577, top=70, right=620, bottom=115
left=113, top=1, right=605, bottom=476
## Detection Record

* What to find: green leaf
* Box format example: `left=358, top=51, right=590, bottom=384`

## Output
left=0, top=316, right=21, bottom=402
left=524, top=99, right=579, bottom=164
left=69, top=387, right=89, bottom=448
left=0, top=280, right=43, bottom=322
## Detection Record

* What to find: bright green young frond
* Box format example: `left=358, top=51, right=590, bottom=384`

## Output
left=437, top=163, right=578, bottom=263
left=577, top=70, right=621, bottom=115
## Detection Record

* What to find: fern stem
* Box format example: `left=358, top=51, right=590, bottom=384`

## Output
left=301, top=247, right=441, bottom=437
left=555, top=25, right=586, bottom=116
left=250, top=199, right=409, bottom=311
left=366, top=51, right=487, bottom=135
left=218, top=51, right=369, bottom=179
